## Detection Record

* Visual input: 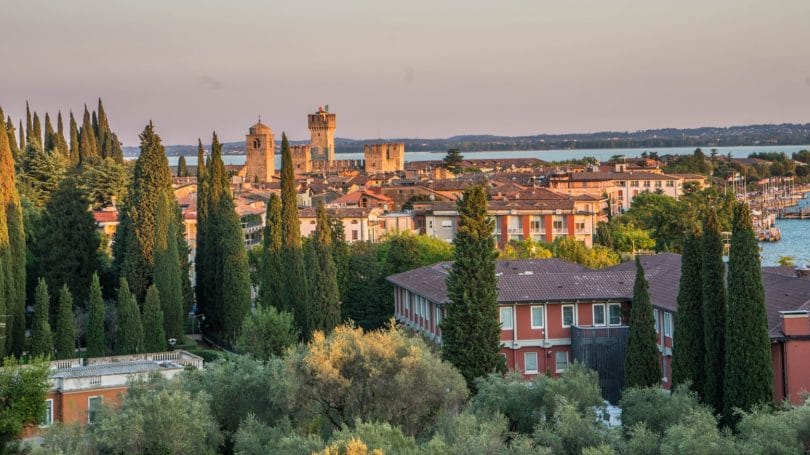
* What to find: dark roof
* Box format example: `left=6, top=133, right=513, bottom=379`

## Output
left=764, top=271, right=810, bottom=338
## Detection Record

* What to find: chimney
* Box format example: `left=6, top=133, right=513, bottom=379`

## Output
left=781, top=311, right=810, bottom=337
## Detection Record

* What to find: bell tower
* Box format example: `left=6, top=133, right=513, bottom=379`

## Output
left=308, top=106, right=336, bottom=165
left=244, top=118, right=275, bottom=183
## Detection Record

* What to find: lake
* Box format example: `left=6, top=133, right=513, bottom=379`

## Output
left=761, top=194, right=810, bottom=267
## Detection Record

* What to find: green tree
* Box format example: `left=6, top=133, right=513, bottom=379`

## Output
left=32, top=176, right=100, bottom=303
left=671, top=229, right=705, bottom=396
left=79, top=157, right=129, bottom=208
left=153, top=192, right=184, bottom=341
left=177, top=155, right=188, bottom=177
left=0, top=357, right=50, bottom=450
left=258, top=193, right=283, bottom=310
left=32, top=112, right=42, bottom=148
left=194, top=138, right=210, bottom=318
left=441, top=185, right=503, bottom=389
left=96, top=98, right=110, bottom=158
left=343, top=242, right=388, bottom=329
left=279, top=133, right=310, bottom=337
left=19, top=119, right=26, bottom=155
left=30, top=278, right=54, bottom=357
left=78, top=106, right=98, bottom=164
left=624, top=257, right=661, bottom=389
left=620, top=385, right=707, bottom=436
left=54, top=285, right=77, bottom=360
left=114, top=122, right=173, bottom=300
left=7, top=117, right=20, bottom=160
left=43, top=112, right=55, bottom=152
left=703, top=208, right=728, bottom=414
left=142, top=284, right=166, bottom=352
left=236, top=305, right=298, bottom=360
left=723, top=203, right=773, bottom=426
left=0, top=117, right=27, bottom=356
left=18, top=142, right=68, bottom=207
left=307, top=202, right=341, bottom=333
left=115, top=278, right=144, bottom=354
left=55, top=111, right=69, bottom=158
left=68, top=111, right=80, bottom=166
left=443, top=148, right=464, bottom=172
left=86, top=273, right=106, bottom=357
left=330, top=217, right=351, bottom=303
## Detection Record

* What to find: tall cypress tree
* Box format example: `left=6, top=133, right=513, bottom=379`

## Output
left=79, top=106, right=99, bottom=164
left=175, top=203, right=194, bottom=315
left=703, top=208, right=727, bottom=414
left=307, top=202, right=341, bottom=333
left=19, top=119, right=26, bottom=155
left=441, top=185, right=502, bottom=389
left=279, top=133, right=310, bottom=337
left=97, top=99, right=110, bottom=158
left=6, top=117, right=19, bottom=160
left=177, top=155, right=188, bottom=177
left=55, top=111, right=69, bottom=158
left=330, top=216, right=350, bottom=303
left=142, top=285, right=166, bottom=352
left=30, top=278, right=53, bottom=358
left=32, top=112, right=42, bottom=148
left=0, top=118, right=26, bottom=356
left=113, top=122, right=173, bottom=300
left=25, top=101, right=32, bottom=146
left=33, top=176, right=100, bottom=303
left=723, top=203, right=773, bottom=425
left=671, top=228, right=705, bottom=396
left=54, top=285, right=77, bottom=360
left=44, top=112, right=55, bottom=152
left=259, top=193, right=283, bottom=309
left=624, top=257, right=662, bottom=388
left=86, top=273, right=106, bottom=358
left=194, top=139, right=210, bottom=317
left=68, top=111, right=80, bottom=166
left=153, top=191, right=184, bottom=341
left=114, top=278, right=144, bottom=354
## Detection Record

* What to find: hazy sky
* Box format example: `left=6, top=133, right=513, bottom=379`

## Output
left=2, top=0, right=810, bottom=145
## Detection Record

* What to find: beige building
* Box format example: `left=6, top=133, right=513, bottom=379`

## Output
left=245, top=121, right=275, bottom=183
left=364, top=143, right=405, bottom=174
left=300, top=206, right=383, bottom=243
left=308, top=107, right=336, bottom=165
left=549, top=170, right=686, bottom=213
left=290, top=145, right=311, bottom=174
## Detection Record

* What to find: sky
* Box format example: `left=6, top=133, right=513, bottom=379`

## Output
left=2, top=0, right=810, bottom=146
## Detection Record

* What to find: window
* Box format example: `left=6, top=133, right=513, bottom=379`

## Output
left=530, top=220, right=543, bottom=233
left=40, top=399, right=53, bottom=427
left=555, top=351, right=569, bottom=373
left=351, top=230, right=359, bottom=241
left=664, top=312, right=673, bottom=338
left=630, top=181, right=639, bottom=187
left=500, top=307, right=513, bottom=330
left=562, top=305, right=576, bottom=327
left=643, top=180, right=651, bottom=187
left=553, top=220, right=564, bottom=232
left=655, top=180, right=662, bottom=188
left=88, top=396, right=103, bottom=424
left=524, top=352, right=538, bottom=373
left=531, top=306, right=544, bottom=329
left=666, top=180, right=675, bottom=187
left=441, top=220, right=453, bottom=228
left=435, top=306, right=442, bottom=325
left=608, top=303, right=622, bottom=325
left=575, top=222, right=586, bottom=231
left=593, top=304, right=606, bottom=326
left=404, top=290, right=411, bottom=311
left=653, top=310, right=659, bottom=333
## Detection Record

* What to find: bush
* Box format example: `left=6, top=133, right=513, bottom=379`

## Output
left=620, top=385, right=706, bottom=435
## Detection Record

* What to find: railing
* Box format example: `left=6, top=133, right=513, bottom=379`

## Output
left=51, top=350, right=205, bottom=370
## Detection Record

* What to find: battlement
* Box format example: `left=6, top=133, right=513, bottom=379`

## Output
left=309, top=107, right=337, bottom=163
left=365, top=143, right=405, bottom=174
left=308, top=112, right=337, bottom=129
left=290, top=145, right=311, bottom=173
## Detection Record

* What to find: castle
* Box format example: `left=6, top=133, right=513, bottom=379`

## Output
left=364, top=143, right=405, bottom=174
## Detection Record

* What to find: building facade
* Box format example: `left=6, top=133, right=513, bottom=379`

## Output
left=290, top=145, right=312, bottom=174
left=308, top=107, right=336, bottom=165
left=364, top=143, right=405, bottom=174
left=244, top=121, right=275, bottom=183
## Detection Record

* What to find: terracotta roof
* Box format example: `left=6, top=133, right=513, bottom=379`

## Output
left=299, top=206, right=378, bottom=219
left=564, top=171, right=680, bottom=182
left=93, top=211, right=119, bottom=223
left=334, top=190, right=393, bottom=205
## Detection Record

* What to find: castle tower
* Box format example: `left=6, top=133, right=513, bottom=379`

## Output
left=364, top=143, right=405, bottom=174
left=290, top=145, right=312, bottom=174
left=245, top=119, right=275, bottom=183
left=308, top=106, right=336, bottom=165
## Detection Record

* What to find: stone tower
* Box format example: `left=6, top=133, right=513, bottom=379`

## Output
left=245, top=120, right=275, bottom=183
left=308, top=106, right=336, bottom=165
left=364, top=143, right=405, bottom=174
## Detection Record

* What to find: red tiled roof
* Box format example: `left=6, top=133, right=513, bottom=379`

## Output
left=93, top=211, right=118, bottom=223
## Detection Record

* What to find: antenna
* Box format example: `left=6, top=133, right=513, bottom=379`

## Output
left=258, top=114, right=261, bottom=124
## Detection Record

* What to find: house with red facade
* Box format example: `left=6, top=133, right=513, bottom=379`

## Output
left=388, top=254, right=810, bottom=403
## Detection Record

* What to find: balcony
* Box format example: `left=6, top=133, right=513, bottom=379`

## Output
left=571, top=325, right=629, bottom=404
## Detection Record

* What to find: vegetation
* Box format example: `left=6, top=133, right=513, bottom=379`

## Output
left=258, top=193, right=283, bottom=310
left=236, top=305, right=298, bottom=360
left=624, top=258, right=661, bottom=388
left=442, top=148, right=464, bottom=172
left=307, top=203, right=341, bottom=333
left=703, top=208, right=728, bottom=414
left=153, top=191, right=184, bottom=341
left=441, top=185, right=504, bottom=389
left=115, top=278, right=144, bottom=354
left=85, top=273, right=106, bottom=357
left=0, top=357, right=50, bottom=451
left=671, top=229, right=704, bottom=396
left=54, top=285, right=77, bottom=360
left=30, top=279, right=53, bottom=357
left=142, top=285, right=167, bottom=352
left=502, top=237, right=620, bottom=268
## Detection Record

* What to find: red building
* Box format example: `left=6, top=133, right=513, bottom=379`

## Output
left=388, top=255, right=810, bottom=403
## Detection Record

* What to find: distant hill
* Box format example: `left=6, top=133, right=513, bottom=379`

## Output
left=123, top=122, right=810, bottom=156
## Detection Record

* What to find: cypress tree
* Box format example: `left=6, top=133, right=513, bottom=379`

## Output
left=97, top=99, right=110, bottom=158
left=25, top=101, right=32, bottom=145
left=44, top=112, right=55, bottom=152
left=142, top=285, right=166, bottom=352
left=55, top=111, right=69, bottom=158
left=114, top=278, right=144, bottom=354
left=0, top=118, right=26, bottom=356
left=279, top=133, right=311, bottom=337
left=175, top=203, right=194, bottom=314
left=79, top=106, right=99, bottom=164
left=194, top=139, right=210, bottom=317
left=153, top=191, right=184, bottom=341
left=259, top=193, right=283, bottom=310
left=30, top=278, right=53, bottom=358
left=86, top=273, right=106, bottom=358
left=723, top=203, right=773, bottom=425
left=19, top=119, right=26, bottom=154
left=33, top=176, right=100, bottom=303
left=92, top=111, right=99, bottom=143
left=6, top=117, right=19, bottom=160
left=203, top=133, right=251, bottom=341
left=108, top=131, right=124, bottom=163
left=113, top=122, right=173, bottom=300
left=68, top=111, right=79, bottom=166
left=54, top=285, right=77, bottom=360
left=703, top=208, right=728, bottom=414
left=177, top=155, right=188, bottom=177
left=624, top=257, right=662, bottom=388
left=330, top=216, right=350, bottom=303
left=441, top=185, right=502, bottom=389
left=32, top=112, right=42, bottom=148
left=307, top=202, right=341, bottom=333
left=671, top=228, right=705, bottom=396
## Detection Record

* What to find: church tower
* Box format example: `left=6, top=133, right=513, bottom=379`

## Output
left=308, top=106, right=336, bottom=165
left=244, top=119, right=275, bottom=183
